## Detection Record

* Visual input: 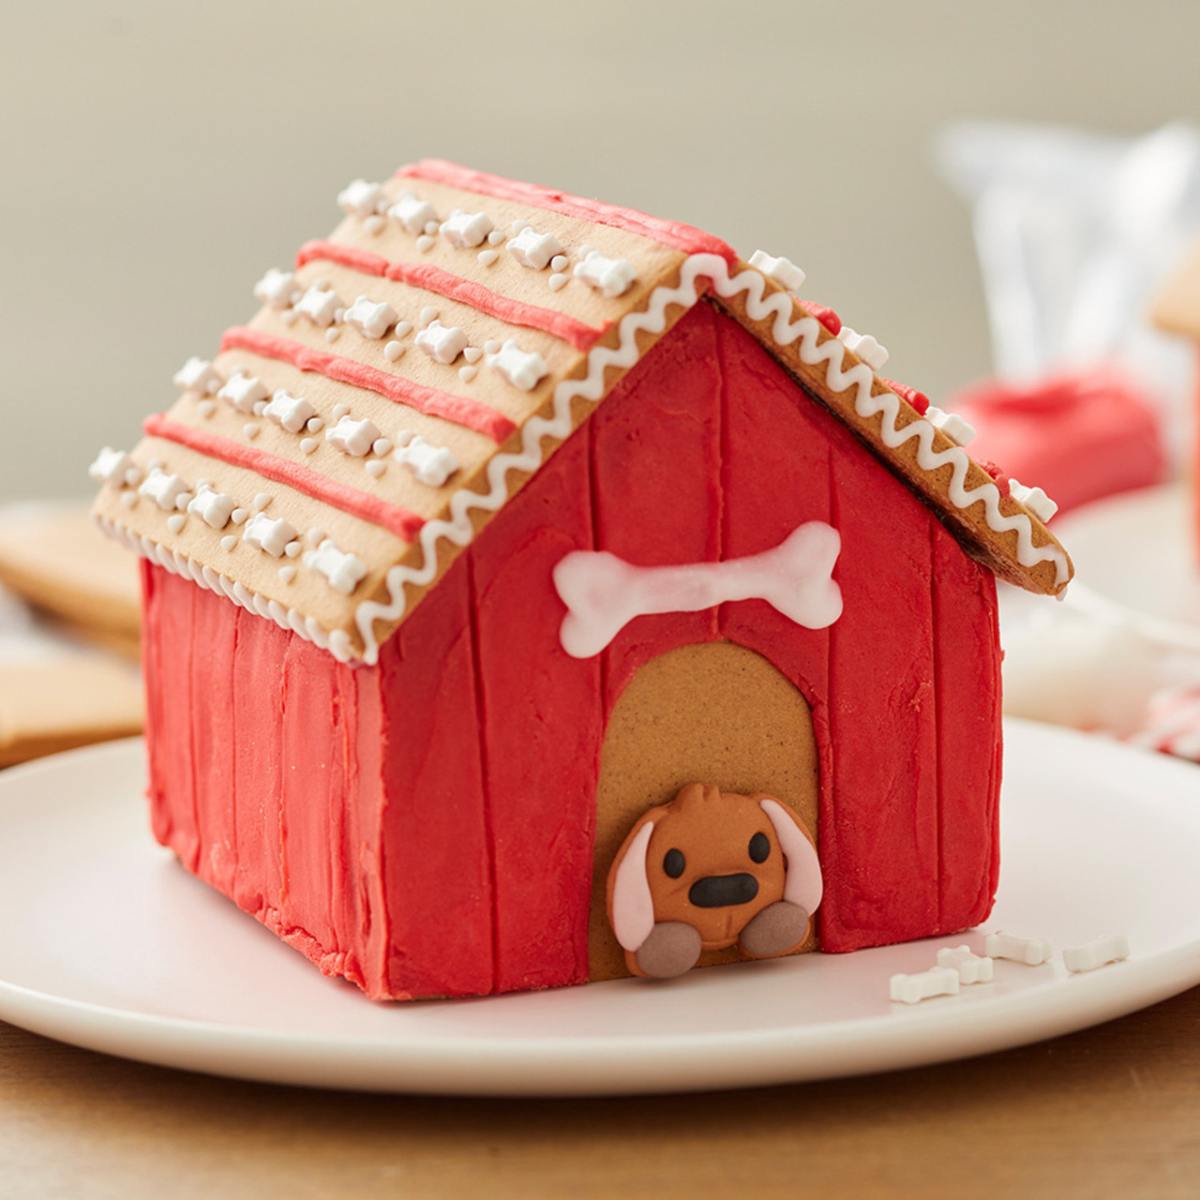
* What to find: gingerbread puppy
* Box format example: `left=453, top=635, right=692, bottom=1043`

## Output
left=607, top=782, right=822, bottom=979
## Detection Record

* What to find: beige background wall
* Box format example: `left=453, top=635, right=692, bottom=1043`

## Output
left=2, top=0, right=1197, bottom=501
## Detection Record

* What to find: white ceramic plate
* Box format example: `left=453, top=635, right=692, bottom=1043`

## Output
left=1, top=721, right=1198, bottom=1096
left=1056, top=482, right=1200, bottom=652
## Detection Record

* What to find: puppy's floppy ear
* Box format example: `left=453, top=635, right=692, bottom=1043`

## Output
left=607, top=812, right=659, bottom=952
left=759, top=798, right=822, bottom=915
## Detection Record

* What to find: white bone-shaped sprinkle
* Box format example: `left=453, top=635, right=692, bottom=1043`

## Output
left=187, top=485, right=236, bottom=530
left=1010, top=478, right=1059, bottom=524
left=305, top=538, right=369, bottom=595
left=254, top=268, right=295, bottom=309
left=295, top=285, right=342, bottom=328
left=985, top=932, right=1053, bottom=966
left=263, top=389, right=316, bottom=434
left=925, top=405, right=977, bottom=447
left=487, top=338, right=548, bottom=391
left=139, top=467, right=190, bottom=512
left=415, top=319, right=469, bottom=365
left=173, top=357, right=222, bottom=394
left=441, top=209, right=493, bottom=248
left=325, top=415, right=381, bottom=457
left=508, top=226, right=563, bottom=270
left=838, top=326, right=890, bottom=371
left=393, top=434, right=460, bottom=487
left=749, top=250, right=807, bottom=292
left=890, top=966, right=960, bottom=1005
left=243, top=512, right=298, bottom=558
left=936, top=945, right=994, bottom=985
left=389, top=192, right=437, bottom=234
left=553, top=521, right=842, bottom=659
left=574, top=250, right=637, bottom=298
left=344, top=295, right=397, bottom=340
left=337, top=178, right=384, bottom=217
left=218, top=372, right=268, bottom=414
left=1063, top=934, right=1129, bottom=973
left=89, top=447, right=140, bottom=488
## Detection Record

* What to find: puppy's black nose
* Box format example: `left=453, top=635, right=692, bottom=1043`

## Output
left=688, top=873, right=759, bottom=908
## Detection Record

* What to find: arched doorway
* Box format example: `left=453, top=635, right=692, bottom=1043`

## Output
left=588, top=640, right=821, bottom=980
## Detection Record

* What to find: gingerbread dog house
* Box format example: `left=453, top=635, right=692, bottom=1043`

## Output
left=90, top=160, right=1073, bottom=999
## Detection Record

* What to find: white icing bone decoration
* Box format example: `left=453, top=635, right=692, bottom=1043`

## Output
left=254, top=268, right=295, bottom=309
left=574, top=250, right=637, bottom=298
left=218, top=372, right=268, bottom=414
left=926, top=405, right=977, bottom=448
left=305, top=538, right=368, bottom=595
left=139, top=467, right=190, bottom=512
left=553, top=521, right=843, bottom=659
left=295, top=285, right=341, bottom=328
left=264, top=389, right=316, bottom=434
left=838, top=326, right=889, bottom=371
left=389, top=192, right=436, bottom=234
left=1063, top=934, right=1129, bottom=973
left=173, top=357, right=221, bottom=394
left=337, top=179, right=384, bottom=217
left=441, top=209, right=493, bottom=248
left=187, top=485, right=236, bottom=530
left=487, top=338, right=548, bottom=391
left=415, top=320, right=469, bottom=364
left=326, top=415, right=381, bottom=457
left=1010, top=478, right=1059, bottom=524
left=89, top=447, right=140, bottom=488
left=985, top=931, right=1053, bottom=966
left=244, top=512, right=298, bottom=558
left=393, top=434, right=459, bottom=487
left=345, top=296, right=397, bottom=340
left=749, top=250, right=806, bottom=292
left=889, top=966, right=959, bottom=1005
left=936, top=945, right=994, bottom=985
left=508, top=226, right=563, bottom=270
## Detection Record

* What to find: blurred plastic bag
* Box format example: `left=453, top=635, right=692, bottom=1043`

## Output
left=937, top=121, right=1200, bottom=476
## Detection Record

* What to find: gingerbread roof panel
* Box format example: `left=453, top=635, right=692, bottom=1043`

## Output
left=91, top=160, right=1072, bottom=663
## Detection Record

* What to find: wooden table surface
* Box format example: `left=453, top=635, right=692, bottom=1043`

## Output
left=3, top=986, right=1199, bottom=1200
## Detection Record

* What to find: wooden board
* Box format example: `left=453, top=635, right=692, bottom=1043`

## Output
left=4, top=986, right=1200, bottom=1199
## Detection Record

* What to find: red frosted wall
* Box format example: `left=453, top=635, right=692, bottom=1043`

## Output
left=141, top=301, right=1002, bottom=999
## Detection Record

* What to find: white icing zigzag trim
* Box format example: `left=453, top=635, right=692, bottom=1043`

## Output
left=95, top=515, right=356, bottom=664
left=354, top=253, right=1068, bottom=664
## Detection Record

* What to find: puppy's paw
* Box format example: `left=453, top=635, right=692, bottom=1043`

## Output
left=739, top=900, right=810, bottom=959
left=634, top=921, right=703, bottom=978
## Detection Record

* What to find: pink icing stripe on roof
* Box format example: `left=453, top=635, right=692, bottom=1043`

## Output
left=396, top=159, right=737, bottom=264
left=220, top=327, right=516, bottom=443
left=143, top=413, right=426, bottom=541
left=296, top=239, right=604, bottom=351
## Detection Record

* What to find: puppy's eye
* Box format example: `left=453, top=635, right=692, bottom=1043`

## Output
left=748, top=832, right=770, bottom=864
left=663, top=848, right=686, bottom=879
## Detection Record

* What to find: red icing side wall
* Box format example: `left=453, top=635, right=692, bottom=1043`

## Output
left=141, top=301, right=1002, bottom=999
left=142, top=562, right=394, bottom=997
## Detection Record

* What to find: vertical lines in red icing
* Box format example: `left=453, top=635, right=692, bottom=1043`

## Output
left=296, top=240, right=605, bottom=351
left=464, top=551, right=500, bottom=995
left=397, top=159, right=738, bottom=264
left=220, top=326, right=517, bottom=443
